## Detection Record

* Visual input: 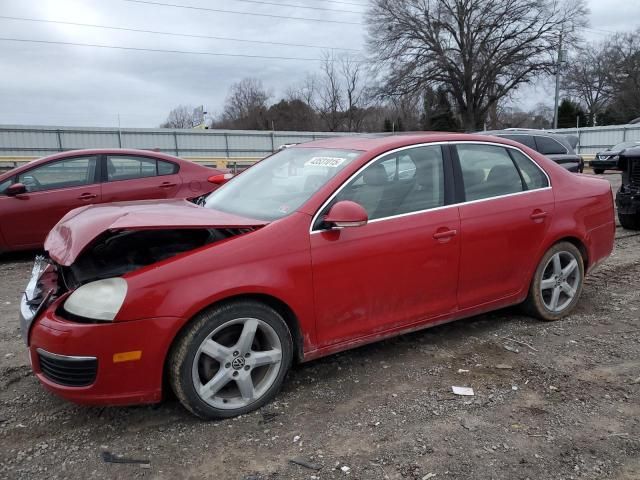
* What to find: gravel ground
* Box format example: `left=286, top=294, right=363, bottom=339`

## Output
left=0, top=172, right=638, bottom=480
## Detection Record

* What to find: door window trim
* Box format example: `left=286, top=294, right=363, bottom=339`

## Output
left=310, top=141, right=551, bottom=234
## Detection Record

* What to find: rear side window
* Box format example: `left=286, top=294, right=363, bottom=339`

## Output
left=509, top=150, right=549, bottom=190
left=107, top=156, right=179, bottom=181
left=456, top=144, right=524, bottom=201
left=158, top=160, right=179, bottom=175
left=17, top=156, right=98, bottom=192
left=535, top=136, right=567, bottom=155
left=500, top=135, right=536, bottom=150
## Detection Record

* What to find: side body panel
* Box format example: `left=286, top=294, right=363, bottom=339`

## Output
left=310, top=207, right=460, bottom=347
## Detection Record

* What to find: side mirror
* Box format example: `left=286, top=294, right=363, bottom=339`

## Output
left=208, top=173, right=234, bottom=185
left=324, top=200, right=368, bottom=228
left=6, top=183, right=27, bottom=196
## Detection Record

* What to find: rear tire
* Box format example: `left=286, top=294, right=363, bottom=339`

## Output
left=618, top=213, right=640, bottom=230
left=522, top=242, right=584, bottom=321
left=168, top=300, right=293, bottom=419
left=593, top=168, right=604, bottom=174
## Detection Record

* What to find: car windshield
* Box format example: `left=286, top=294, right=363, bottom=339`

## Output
left=204, top=147, right=362, bottom=220
left=612, top=142, right=640, bottom=151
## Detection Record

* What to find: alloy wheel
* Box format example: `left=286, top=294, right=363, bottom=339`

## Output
left=540, top=251, right=581, bottom=313
left=191, top=317, right=283, bottom=410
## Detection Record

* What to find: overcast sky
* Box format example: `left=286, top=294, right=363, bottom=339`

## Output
left=0, top=0, right=638, bottom=128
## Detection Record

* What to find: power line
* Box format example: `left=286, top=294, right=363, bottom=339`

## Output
left=122, top=0, right=363, bottom=25
left=0, top=37, right=366, bottom=61
left=286, top=0, right=370, bottom=6
left=201, top=0, right=363, bottom=14
left=0, top=16, right=362, bottom=51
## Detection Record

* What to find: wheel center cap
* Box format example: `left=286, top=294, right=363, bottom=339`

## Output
left=231, top=357, right=246, bottom=370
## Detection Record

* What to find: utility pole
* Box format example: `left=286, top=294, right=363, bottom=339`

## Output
left=553, top=31, right=563, bottom=130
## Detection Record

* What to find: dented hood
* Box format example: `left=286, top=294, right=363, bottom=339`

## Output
left=45, top=199, right=268, bottom=266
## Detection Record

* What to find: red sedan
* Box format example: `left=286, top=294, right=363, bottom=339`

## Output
left=20, top=134, right=615, bottom=419
left=0, top=149, right=221, bottom=252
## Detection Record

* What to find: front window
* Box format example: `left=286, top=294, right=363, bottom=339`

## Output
left=0, top=178, right=13, bottom=195
left=17, top=156, right=98, bottom=193
left=204, top=147, right=362, bottom=220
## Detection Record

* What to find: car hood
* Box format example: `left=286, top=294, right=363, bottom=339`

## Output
left=45, top=199, right=268, bottom=266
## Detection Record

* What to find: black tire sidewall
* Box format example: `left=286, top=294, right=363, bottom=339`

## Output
left=618, top=213, right=640, bottom=230
left=170, top=301, right=293, bottom=419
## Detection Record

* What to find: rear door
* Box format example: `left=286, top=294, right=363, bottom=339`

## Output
left=0, top=155, right=101, bottom=248
left=100, top=154, right=182, bottom=202
left=453, top=143, right=554, bottom=309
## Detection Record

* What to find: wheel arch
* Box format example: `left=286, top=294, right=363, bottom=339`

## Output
left=161, top=293, right=305, bottom=395
left=556, top=236, right=589, bottom=270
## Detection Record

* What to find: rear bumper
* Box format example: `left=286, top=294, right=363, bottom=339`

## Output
left=27, top=301, right=183, bottom=406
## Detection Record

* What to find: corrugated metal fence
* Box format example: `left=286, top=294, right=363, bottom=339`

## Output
left=1, top=123, right=639, bottom=166
left=0, top=125, right=346, bottom=160
left=551, top=124, right=640, bottom=154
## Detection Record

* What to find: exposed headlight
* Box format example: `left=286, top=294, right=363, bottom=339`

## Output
left=63, top=278, right=127, bottom=321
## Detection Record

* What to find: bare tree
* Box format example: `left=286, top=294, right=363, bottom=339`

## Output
left=160, top=105, right=196, bottom=128
left=220, top=78, right=270, bottom=129
left=367, top=0, right=587, bottom=131
left=315, top=53, right=344, bottom=132
left=341, top=57, right=371, bottom=132
left=606, top=29, right=640, bottom=123
left=563, top=42, right=615, bottom=126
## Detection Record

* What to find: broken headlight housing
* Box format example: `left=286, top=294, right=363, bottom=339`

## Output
left=63, top=278, right=128, bottom=321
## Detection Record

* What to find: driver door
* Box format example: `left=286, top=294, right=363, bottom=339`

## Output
left=309, top=145, right=460, bottom=348
left=0, top=155, right=101, bottom=248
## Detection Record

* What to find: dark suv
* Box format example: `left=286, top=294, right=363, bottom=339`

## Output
left=480, top=129, right=584, bottom=173
left=615, top=146, right=640, bottom=230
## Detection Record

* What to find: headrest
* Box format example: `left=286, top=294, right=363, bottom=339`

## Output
left=487, top=164, right=520, bottom=184
left=363, top=163, right=388, bottom=186
left=463, top=168, right=484, bottom=188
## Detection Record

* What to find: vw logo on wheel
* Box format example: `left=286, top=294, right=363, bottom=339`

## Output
left=231, top=357, right=246, bottom=370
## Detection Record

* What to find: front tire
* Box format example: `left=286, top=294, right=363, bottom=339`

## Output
left=169, top=301, right=293, bottom=419
left=593, top=168, right=604, bottom=174
left=522, top=242, right=584, bottom=321
left=619, top=213, right=640, bottom=230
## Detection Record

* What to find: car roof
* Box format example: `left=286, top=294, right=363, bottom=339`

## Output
left=0, top=149, right=188, bottom=180
left=294, top=132, right=509, bottom=152
left=479, top=129, right=575, bottom=150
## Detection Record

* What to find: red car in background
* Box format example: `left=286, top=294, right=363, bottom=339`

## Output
left=0, top=149, right=222, bottom=252
left=20, top=134, right=615, bottom=419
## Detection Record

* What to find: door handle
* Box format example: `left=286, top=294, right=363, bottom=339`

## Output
left=159, top=182, right=177, bottom=188
left=530, top=210, right=548, bottom=222
left=433, top=228, right=457, bottom=241
left=78, top=193, right=97, bottom=200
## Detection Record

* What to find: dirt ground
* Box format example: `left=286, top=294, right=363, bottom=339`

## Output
left=0, top=172, right=639, bottom=480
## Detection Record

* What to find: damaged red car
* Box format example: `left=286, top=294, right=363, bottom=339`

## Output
left=20, top=134, right=615, bottom=419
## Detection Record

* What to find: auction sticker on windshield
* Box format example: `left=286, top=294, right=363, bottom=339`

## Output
left=305, top=157, right=347, bottom=168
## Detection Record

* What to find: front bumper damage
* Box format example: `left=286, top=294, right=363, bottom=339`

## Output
left=20, top=255, right=183, bottom=406
left=25, top=295, right=182, bottom=405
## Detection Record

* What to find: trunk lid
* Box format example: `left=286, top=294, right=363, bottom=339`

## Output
left=45, top=199, right=268, bottom=266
